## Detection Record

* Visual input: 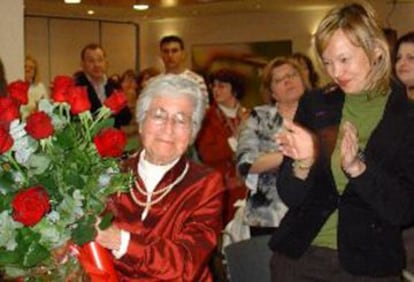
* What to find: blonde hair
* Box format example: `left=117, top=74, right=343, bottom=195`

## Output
left=261, top=56, right=309, bottom=104
left=313, top=1, right=390, bottom=94
left=25, top=55, right=41, bottom=84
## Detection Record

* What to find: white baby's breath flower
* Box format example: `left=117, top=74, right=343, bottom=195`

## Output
left=0, top=211, right=23, bottom=251
left=47, top=211, right=61, bottom=223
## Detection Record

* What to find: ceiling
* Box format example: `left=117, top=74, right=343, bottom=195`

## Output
left=24, top=0, right=347, bottom=22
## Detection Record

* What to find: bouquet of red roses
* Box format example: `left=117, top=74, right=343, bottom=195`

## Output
left=0, top=77, right=133, bottom=280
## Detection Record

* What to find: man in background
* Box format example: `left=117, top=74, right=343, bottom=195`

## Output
left=159, top=35, right=209, bottom=106
left=75, top=43, right=131, bottom=128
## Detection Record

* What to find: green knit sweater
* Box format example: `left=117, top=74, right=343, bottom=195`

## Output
left=312, top=90, right=388, bottom=249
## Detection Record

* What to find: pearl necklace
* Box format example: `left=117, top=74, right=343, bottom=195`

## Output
left=130, top=162, right=189, bottom=221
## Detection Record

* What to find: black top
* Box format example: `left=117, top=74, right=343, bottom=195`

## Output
left=74, top=72, right=132, bottom=128
left=269, top=82, right=414, bottom=276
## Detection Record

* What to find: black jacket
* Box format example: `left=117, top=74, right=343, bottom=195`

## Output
left=74, top=72, right=132, bottom=128
left=269, top=82, right=414, bottom=276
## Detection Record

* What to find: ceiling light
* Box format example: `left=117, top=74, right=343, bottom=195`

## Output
left=87, top=10, right=95, bottom=15
left=133, top=1, right=149, bottom=10
left=64, top=0, right=81, bottom=3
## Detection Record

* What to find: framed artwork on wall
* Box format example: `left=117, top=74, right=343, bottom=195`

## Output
left=192, top=40, right=292, bottom=108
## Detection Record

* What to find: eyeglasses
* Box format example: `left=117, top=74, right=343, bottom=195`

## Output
left=145, top=107, right=193, bottom=131
left=273, top=71, right=300, bottom=85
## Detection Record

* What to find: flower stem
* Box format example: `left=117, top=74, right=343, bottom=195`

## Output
left=4, top=151, right=28, bottom=186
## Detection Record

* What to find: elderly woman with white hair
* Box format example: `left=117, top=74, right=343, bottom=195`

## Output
left=95, top=74, right=225, bottom=281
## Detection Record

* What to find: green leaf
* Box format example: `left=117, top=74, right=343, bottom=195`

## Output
left=0, top=249, right=21, bottom=264
left=23, top=241, right=49, bottom=267
left=71, top=215, right=96, bottom=245
left=98, top=212, right=113, bottom=230
left=90, top=118, right=115, bottom=137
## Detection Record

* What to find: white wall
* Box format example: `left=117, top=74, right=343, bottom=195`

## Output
left=0, top=0, right=24, bottom=82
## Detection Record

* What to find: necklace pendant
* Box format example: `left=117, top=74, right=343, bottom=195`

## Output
left=141, top=207, right=149, bottom=221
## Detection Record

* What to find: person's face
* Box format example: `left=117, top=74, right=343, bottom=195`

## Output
left=270, top=63, right=305, bottom=104
left=24, top=59, right=36, bottom=83
left=211, top=80, right=235, bottom=106
left=395, top=42, right=414, bottom=88
left=321, top=29, right=371, bottom=94
left=140, top=95, right=193, bottom=165
left=121, top=76, right=137, bottom=95
left=81, top=48, right=107, bottom=81
left=160, top=42, right=185, bottom=73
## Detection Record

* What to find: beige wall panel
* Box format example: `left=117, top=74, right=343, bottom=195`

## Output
left=101, top=22, right=137, bottom=77
left=1, top=0, right=24, bottom=81
left=25, top=17, right=50, bottom=87
left=49, top=19, right=99, bottom=79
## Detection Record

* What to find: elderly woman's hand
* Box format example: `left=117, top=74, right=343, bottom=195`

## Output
left=95, top=224, right=122, bottom=251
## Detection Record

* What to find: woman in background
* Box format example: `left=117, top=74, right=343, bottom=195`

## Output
left=22, top=55, right=48, bottom=117
left=394, top=30, right=414, bottom=277
left=196, top=68, right=249, bottom=224
left=271, top=2, right=414, bottom=281
left=236, top=57, right=307, bottom=236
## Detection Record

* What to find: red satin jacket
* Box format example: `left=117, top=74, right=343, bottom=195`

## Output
left=107, top=154, right=225, bottom=281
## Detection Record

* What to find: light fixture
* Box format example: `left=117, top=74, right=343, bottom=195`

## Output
left=64, top=0, right=81, bottom=3
left=133, top=1, right=149, bottom=11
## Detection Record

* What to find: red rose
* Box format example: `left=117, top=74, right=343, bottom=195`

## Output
left=103, top=90, right=127, bottom=114
left=94, top=128, right=127, bottom=158
left=0, top=127, right=13, bottom=154
left=51, top=75, right=75, bottom=103
left=7, top=80, right=29, bottom=105
left=0, top=97, right=20, bottom=127
left=12, top=186, right=51, bottom=226
left=67, top=86, right=91, bottom=115
left=25, top=111, right=54, bottom=140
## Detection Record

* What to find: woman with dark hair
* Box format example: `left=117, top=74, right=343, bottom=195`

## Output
left=394, top=30, right=414, bottom=276
left=196, top=68, right=249, bottom=224
left=395, top=31, right=414, bottom=101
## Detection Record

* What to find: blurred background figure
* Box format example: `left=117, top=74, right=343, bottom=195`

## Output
left=136, top=67, right=161, bottom=94
left=395, top=31, right=414, bottom=101
left=236, top=57, right=307, bottom=237
left=119, top=69, right=140, bottom=151
left=159, top=35, right=209, bottom=105
left=108, top=73, right=121, bottom=89
left=196, top=68, right=250, bottom=225
left=75, top=43, right=131, bottom=128
left=0, top=58, right=7, bottom=97
left=21, top=55, right=49, bottom=117
left=394, top=30, right=414, bottom=276
left=292, top=52, right=320, bottom=89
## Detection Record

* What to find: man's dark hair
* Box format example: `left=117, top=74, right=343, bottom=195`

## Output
left=159, top=35, right=185, bottom=50
left=80, top=43, right=105, bottom=61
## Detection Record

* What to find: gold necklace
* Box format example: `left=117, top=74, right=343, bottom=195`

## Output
left=130, top=162, right=189, bottom=221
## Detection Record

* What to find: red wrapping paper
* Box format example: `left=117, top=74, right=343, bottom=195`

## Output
left=71, top=241, right=118, bottom=282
